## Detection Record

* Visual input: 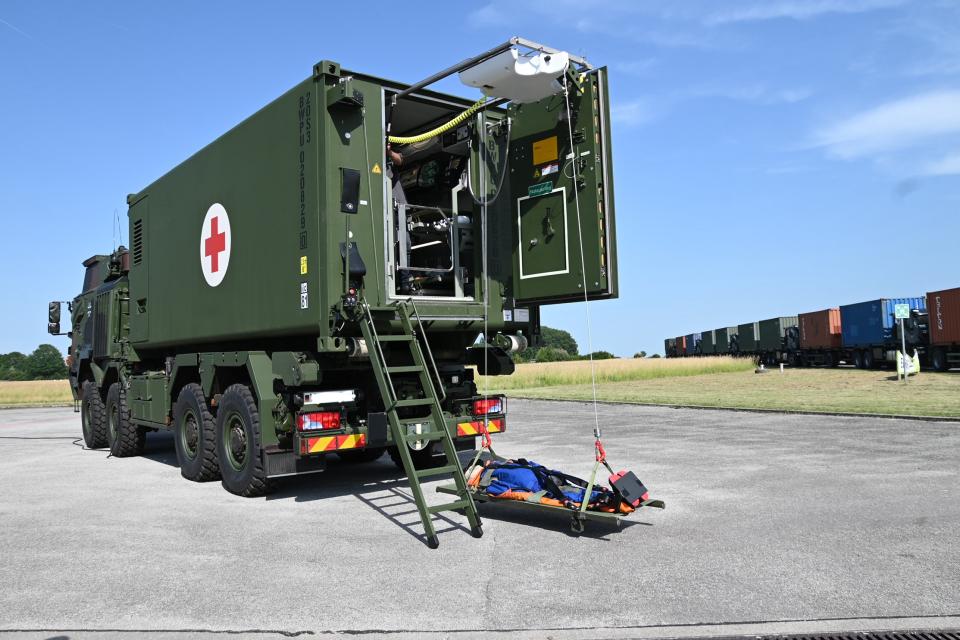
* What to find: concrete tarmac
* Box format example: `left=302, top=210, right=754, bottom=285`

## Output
left=1, top=402, right=959, bottom=639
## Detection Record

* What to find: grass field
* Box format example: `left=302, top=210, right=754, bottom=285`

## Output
left=3, top=359, right=958, bottom=417
left=0, top=380, right=73, bottom=408
left=480, top=358, right=960, bottom=418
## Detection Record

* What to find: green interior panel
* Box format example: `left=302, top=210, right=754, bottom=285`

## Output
left=518, top=189, right=568, bottom=279
left=507, top=67, right=617, bottom=305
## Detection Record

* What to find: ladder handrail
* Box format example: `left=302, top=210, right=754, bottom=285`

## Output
left=404, top=298, right=447, bottom=403
left=362, top=301, right=398, bottom=407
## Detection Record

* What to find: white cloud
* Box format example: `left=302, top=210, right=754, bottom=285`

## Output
left=467, top=4, right=507, bottom=28
left=922, top=151, right=960, bottom=176
left=611, top=100, right=658, bottom=127
left=691, top=84, right=813, bottom=104
left=812, top=90, right=960, bottom=159
left=704, top=0, right=905, bottom=26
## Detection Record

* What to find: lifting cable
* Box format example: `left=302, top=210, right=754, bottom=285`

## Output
left=561, top=73, right=613, bottom=520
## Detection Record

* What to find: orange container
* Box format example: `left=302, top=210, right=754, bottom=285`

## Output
left=928, top=287, right=960, bottom=346
left=798, top=308, right=842, bottom=350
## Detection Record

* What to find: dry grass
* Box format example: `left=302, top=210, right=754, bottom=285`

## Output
left=479, top=356, right=755, bottom=390
left=0, top=380, right=73, bottom=408
left=485, top=363, right=960, bottom=418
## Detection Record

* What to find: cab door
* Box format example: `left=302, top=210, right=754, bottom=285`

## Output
left=508, top=67, right=616, bottom=305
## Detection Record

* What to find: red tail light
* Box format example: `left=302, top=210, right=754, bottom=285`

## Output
left=297, top=411, right=341, bottom=431
left=473, top=397, right=503, bottom=415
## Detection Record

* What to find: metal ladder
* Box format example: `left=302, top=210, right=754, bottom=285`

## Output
left=359, top=299, right=483, bottom=549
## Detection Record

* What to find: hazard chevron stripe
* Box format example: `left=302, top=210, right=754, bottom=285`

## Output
left=456, top=418, right=504, bottom=437
left=307, top=434, right=367, bottom=453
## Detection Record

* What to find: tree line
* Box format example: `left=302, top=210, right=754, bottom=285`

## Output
left=0, top=345, right=68, bottom=380
left=513, top=327, right=659, bottom=362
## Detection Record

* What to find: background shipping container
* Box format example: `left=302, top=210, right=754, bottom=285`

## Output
left=714, top=327, right=729, bottom=353
left=736, top=322, right=759, bottom=352
left=928, top=288, right=960, bottom=346
left=799, top=308, right=842, bottom=350
left=685, top=332, right=701, bottom=356
left=840, top=297, right=926, bottom=347
left=757, top=316, right=798, bottom=352
left=701, top=330, right=716, bottom=355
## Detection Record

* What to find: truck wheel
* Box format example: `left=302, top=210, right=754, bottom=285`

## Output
left=824, top=352, right=835, bottom=368
left=173, top=383, right=220, bottom=481
left=81, top=381, right=108, bottom=449
left=854, top=351, right=864, bottom=369
left=388, top=445, right=438, bottom=470
left=863, top=349, right=875, bottom=369
left=107, top=382, right=145, bottom=457
left=216, top=384, right=267, bottom=497
left=931, top=348, right=948, bottom=372
left=338, top=447, right=386, bottom=463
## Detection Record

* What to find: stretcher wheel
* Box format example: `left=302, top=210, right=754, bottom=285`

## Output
left=471, top=524, right=483, bottom=539
left=426, top=535, right=440, bottom=549
left=570, top=517, right=585, bottom=534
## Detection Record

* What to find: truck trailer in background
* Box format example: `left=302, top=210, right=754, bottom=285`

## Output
left=927, top=287, right=960, bottom=371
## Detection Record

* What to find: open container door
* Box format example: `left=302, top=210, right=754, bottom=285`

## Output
left=508, top=67, right=616, bottom=305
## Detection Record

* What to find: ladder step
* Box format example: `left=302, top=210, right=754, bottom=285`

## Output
left=378, top=334, right=414, bottom=342
left=415, top=464, right=458, bottom=479
left=428, top=499, right=470, bottom=514
left=386, top=365, right=424, bottom=373
left=403, top=431, right=445, bottom=444
left=394, top=398, right=434, bottom=408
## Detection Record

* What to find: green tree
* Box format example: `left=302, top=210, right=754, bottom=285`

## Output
left=535, top=346, right=572, bottom=362
left=26, top=344, right=68, bottom=380
left=585, top=350, right=616, bottom=360
left=633, top=351, right=647, bottom=358
left=541, top=326, right=578, bottom=356
left=0, top=352, right=29, bottom=381
left=650, top=353, right=661, bottom=358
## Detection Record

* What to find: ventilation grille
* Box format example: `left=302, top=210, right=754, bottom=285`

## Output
left=92, top=292, right=109, bottom=358
left=132, top=219, right=144, bottom=265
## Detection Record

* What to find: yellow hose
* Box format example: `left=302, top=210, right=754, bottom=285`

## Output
left=388, top=98, right=487, bottom=145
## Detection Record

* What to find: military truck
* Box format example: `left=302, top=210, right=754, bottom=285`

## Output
left=49, top=38, right=617, bottom=546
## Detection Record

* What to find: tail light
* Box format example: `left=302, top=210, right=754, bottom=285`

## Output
left=473, top=397, right=504, bottom=416
left=297, top=411, right=342, bottom=431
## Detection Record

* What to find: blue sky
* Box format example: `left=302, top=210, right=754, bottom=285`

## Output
left=1, top=1, right=958, bottom=357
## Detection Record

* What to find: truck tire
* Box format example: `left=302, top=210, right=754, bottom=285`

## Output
left=173, top=383, right=220, bottom=482
left=107, top=382, right=145, bottom=457
left=863, top=349, right=875, bottom=369
left=931, top=347, right=948, bottom=372
left=853, top=351, right=864, bottom=369
left=388, top=444, right=439, bottom=470
left=81, top=380, right=108, bottom=449
left=216, top=384, right=267, bottom=497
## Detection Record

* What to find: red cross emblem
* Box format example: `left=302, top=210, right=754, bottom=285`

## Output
left=204, top=216, right=227, bottom=273
left=200, top=203, right=231, bottom=287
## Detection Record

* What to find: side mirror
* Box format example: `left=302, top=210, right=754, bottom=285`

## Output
left=48, top=302, right=61, bottom=335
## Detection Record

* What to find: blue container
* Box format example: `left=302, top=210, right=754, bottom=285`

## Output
left=685, top=332, right=701, bottom=355
left=840, top=297, right=926, bottom=347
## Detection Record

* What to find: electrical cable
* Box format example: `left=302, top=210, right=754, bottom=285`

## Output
left=466, top=118, right=511, bottom=206
left=388, top=98, right=487, bottom=145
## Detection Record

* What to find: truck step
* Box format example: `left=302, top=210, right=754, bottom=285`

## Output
left=393, top=398, right=435, bottom=408
left=377, top=334, right=414, bottom=342
left=428, top=499, right=471, bottom=514
left=386, top=365, right=423, bottom=374
left=415, top=464, right=458, bottom=479
left=403, top=431, right=445, bottom=444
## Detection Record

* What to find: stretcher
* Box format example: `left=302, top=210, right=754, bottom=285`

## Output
left=437, top=452, right=665, bottom=533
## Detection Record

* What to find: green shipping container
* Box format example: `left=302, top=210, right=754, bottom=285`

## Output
left=757, top=316, right=798, bottom=352
left=125, top=61, right=618, bottom=351
left=737, top=321, right=759, bottom=353
left=700, top=329, right=716, bottom=354
left=714, top=327, right=729, bottom=353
